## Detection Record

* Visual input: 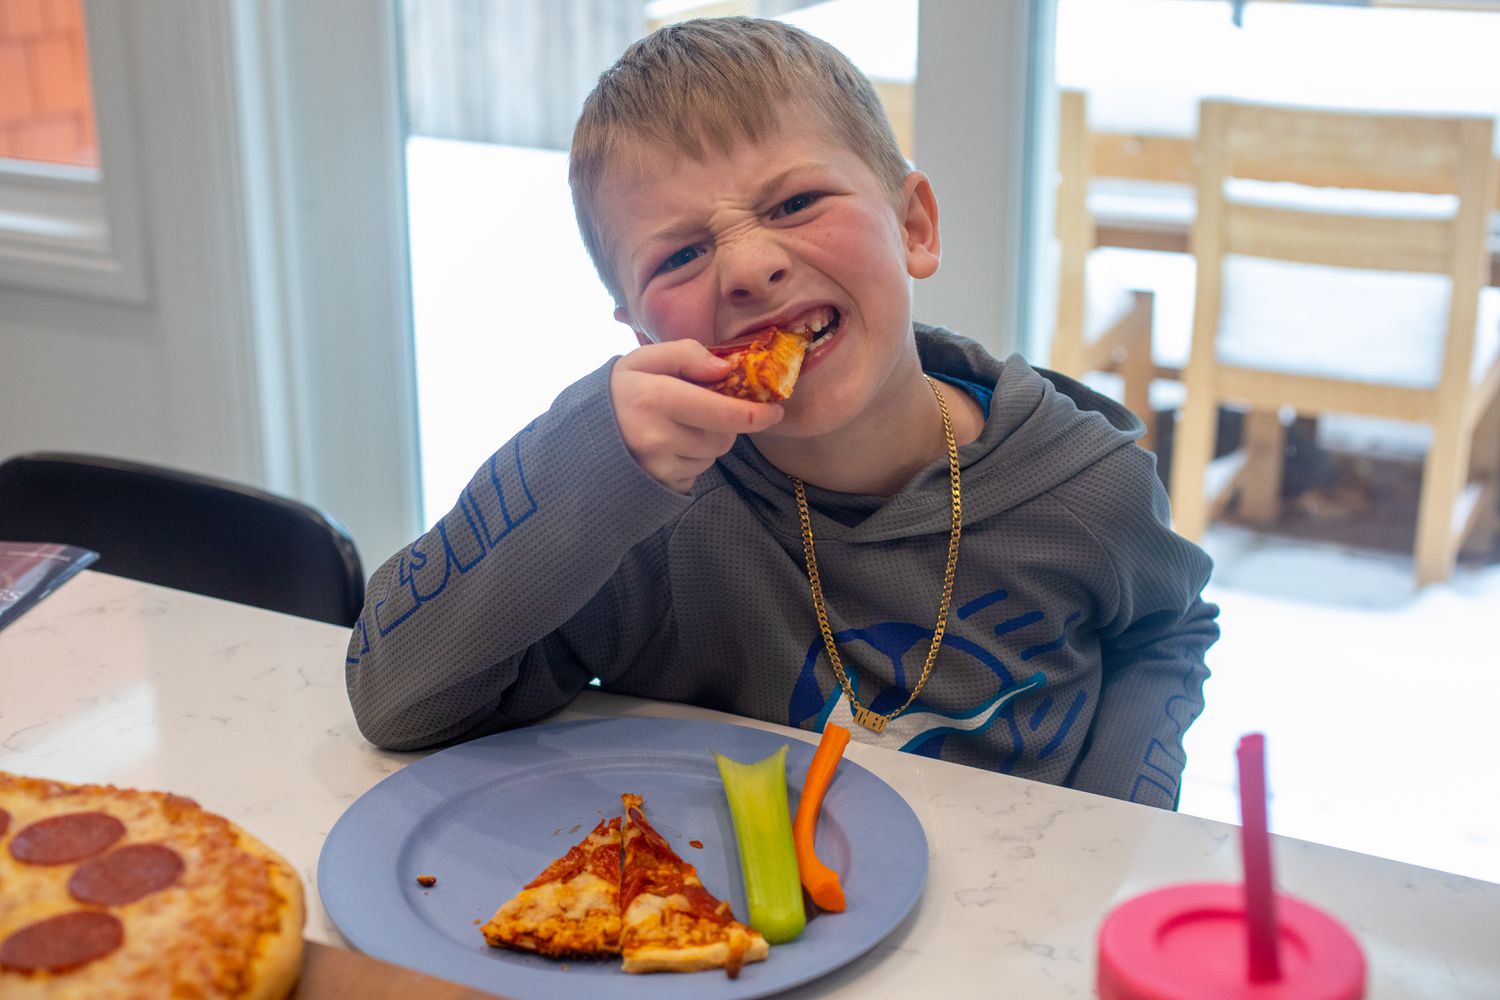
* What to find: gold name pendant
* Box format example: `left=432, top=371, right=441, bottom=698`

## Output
left=851, top=706, right=889, bottom=734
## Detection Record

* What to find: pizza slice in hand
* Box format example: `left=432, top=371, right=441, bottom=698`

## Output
left=482, top=817, right=622, bottom=959
left=618, top=793, right=769, bottom=977
left=707, top=328, right=813, bottom=403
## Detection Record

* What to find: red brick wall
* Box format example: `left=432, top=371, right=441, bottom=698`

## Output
left=0, top=0, right=97, bottom=167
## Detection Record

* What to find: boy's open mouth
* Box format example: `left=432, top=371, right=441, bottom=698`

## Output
left=804, top=308, right=840, bottom=350
left=777, top=307, right=840, bottom=351
left=723, top=307, right=841, bottom=352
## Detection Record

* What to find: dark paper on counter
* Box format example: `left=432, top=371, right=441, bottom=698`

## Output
left=0, top=541, right=99, bottom=633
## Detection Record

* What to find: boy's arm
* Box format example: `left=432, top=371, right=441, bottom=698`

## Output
left=344, top=362, right=692, bottom=751
left=1060, top=447, right=1220, bottom=809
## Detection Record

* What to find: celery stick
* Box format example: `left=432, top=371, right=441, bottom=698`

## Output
left=714, top=745, right=806, bottom=944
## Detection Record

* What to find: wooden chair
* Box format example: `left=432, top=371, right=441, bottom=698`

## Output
left=1169, top=99, right=1500, bottom=585
left=1051, top=89, right=1159, bottom=449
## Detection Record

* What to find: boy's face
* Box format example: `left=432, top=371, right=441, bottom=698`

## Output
left=598, top=106, right=940, bottom=440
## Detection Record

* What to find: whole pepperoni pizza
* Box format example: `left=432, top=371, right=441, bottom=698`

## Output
left=0, top=770, right=305, bottom=999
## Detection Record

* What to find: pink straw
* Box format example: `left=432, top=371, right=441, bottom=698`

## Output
left=1237, top=733, right=1281, bottom=982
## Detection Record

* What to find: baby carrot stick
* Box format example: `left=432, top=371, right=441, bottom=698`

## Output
left=792, top=722, right=851, bottom=912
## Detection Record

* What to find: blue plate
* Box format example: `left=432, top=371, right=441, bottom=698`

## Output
left=318, top=717, right=927, bottom=999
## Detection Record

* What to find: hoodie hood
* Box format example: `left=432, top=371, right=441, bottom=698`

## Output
left=714, top=324, right=1146, bottom=543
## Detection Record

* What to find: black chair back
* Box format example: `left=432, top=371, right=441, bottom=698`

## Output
left=0, top=452, right=365, bottom=627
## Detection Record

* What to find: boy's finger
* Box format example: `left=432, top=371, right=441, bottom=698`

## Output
left=620, top=338, right=730, bottom=381
left=669, top=387, right=784, bottom=435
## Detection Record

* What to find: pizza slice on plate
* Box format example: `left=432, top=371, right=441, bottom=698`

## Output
left=618, top=793, right=768, bottom=977
left=481, top=816, right=622, bottom=959
left=707, top=327, right=813, bottom=403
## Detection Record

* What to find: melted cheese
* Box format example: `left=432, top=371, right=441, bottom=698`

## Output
left=483, top=830, right=623, bottom=960
left=618, top=794, right=770, bottom=975
left=712, top=329, right=811, bottom=402
left=0, top=772, right=303, bottom=1000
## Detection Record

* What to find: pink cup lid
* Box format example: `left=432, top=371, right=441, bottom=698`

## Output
left=1097, top=882, right=1365, bottom=1000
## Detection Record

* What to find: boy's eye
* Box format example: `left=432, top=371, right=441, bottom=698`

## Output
left=656, top=245, right=702, bottom=275
left=774, top=192, right=821, bottom=218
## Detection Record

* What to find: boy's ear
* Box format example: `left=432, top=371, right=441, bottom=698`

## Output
left=614, top=305, right=654, bottom=347
left=901, top=171, right=941, bottom=280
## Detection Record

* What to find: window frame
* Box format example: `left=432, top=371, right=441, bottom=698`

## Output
left=0, top=0, right=149, bottom=304
left=912, top=0, right=1056, bottom=359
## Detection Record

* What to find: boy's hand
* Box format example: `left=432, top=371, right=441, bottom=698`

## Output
left=611, top=340, right=785, bottom=493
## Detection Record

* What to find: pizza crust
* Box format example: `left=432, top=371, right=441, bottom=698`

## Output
left=621, top=924, right=769, bottom=974
left=233, top=820, right=306, bottom=1000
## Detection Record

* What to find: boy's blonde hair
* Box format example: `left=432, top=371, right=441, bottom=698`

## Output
left=569, top=16, right=912, bottom=306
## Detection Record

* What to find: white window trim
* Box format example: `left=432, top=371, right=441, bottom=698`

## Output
left=0, top=0, right=150, bottom=304
left=229, top=0, right=424, bottom=564
left=913, top=0, right=1056, bottom=360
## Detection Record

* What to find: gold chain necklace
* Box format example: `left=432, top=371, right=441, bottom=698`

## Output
left=792, top=375, right=962, bottom=733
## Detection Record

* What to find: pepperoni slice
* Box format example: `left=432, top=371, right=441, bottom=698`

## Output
left=0, top=911, right=124, bottom=973
left=9, top=812, right=125, bottom=865
left=0, top=807, right=9, bottom=838
left=69, top=843, right=185, bottom=906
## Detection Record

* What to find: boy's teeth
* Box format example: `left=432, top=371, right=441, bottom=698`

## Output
left=783, top=307, right=835, bottom=338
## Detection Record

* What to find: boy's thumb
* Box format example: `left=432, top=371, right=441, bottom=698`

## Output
left=676, top=341, right=733, bottom=383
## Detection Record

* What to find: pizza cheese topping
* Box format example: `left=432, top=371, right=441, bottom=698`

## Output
left=0, top=771, right=305, bottom=999
left=619, top=800, right=732, bottom=926
left=482, top=816, right=623, bottom=960
left=708, top=327, right=815, bottom=403
left=618, top=793, right=769, bottom=975
left=526, top=821, right=622, bottom=891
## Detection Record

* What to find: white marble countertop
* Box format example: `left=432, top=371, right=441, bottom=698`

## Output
left=2, top=571, right=1497, bottom=998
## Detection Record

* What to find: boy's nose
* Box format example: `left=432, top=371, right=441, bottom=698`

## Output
left=718, top=236, right=790, bottom=300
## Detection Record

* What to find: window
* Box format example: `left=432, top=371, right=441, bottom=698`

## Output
left=398, top=0, right=1041, bottom=520
left=0, top=0, right=146, bottom=302
left=0, top=0, right=98, bottom=167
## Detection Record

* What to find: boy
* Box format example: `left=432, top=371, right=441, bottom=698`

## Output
left=346, top=18, right=1217, bottom=809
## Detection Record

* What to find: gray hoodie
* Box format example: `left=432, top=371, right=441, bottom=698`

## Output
left=346, top=325, right=1217, bottom=808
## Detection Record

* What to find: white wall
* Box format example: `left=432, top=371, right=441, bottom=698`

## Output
left=0, top=4, right=261, bottom=482
left=0, top=0, right=421, bottom=571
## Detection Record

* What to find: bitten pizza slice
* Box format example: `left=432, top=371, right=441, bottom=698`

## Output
left=618, top=793, right=769, bottom=977
left=481, top=816, right=622, bottom=959
left=707, top=327, right=814, bottom=403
